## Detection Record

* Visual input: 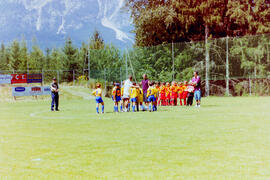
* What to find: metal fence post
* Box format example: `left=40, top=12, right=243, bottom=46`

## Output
left=172, top=42, right=175, bottom=81
left=42, top=69, right=44, bottom=86
left=249, top=75, right=252, bottom=96
left=120, top=67, right=122, bottom=84
left=104, top=68, right=107, bottom=95
left=57, top=70, right=60, bottom=85
left=73, top=70, right=75, bottom=86
left=226, top=36, right=230, bottom=96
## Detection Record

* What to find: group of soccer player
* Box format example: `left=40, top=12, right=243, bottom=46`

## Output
left=92, top=72, right=201, bottom=114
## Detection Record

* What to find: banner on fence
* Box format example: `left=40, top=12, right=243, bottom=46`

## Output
left=12, top=86, right=51, bottom=96
left=11, top=74, right=27, bottom=84
left=0, top=74, right=12, bottom=84
left=27, top=74, right=42, bottom=83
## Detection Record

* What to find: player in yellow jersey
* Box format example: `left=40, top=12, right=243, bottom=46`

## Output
left=147, top=81, right=158, bottom=112
left=112, top=83, right=121, bottom=112
left=120, top=81, right=125, bottom=112
left=138, top=83, right=145, bottom=111
left=129, top=82, right=138, bottom=112
left=92, top=83, right=104, bottom=114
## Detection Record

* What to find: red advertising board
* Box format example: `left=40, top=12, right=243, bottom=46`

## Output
left=11, top=74, right=27, bottom=84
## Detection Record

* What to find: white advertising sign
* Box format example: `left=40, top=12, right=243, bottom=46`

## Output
left=0, top=74, right=12, bottom=84
left=12, top=86, right=51, bottom=96
left=42, top=86, right=51, bottom=95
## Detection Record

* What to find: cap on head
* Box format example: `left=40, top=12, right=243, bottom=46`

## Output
left=115, top=83, right=120, bottom=86
left=53, top=77, right=57, bottom=81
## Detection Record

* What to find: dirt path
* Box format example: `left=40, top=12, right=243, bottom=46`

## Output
left=62, top=86, right=95, bottom=100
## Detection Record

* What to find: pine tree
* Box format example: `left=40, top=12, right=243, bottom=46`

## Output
left=19, top=39, right=29, bottom=72
left=9, top=40, right=21, bottom=71
left=62, top=38, right=79, bottom=81
left=89, top=30, right=105, bottom=50
left=0, top=42, right=9, bottom=71
left=29, top=39, right=44, bottom=72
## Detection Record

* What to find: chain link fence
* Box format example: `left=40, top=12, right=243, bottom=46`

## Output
left=1, top=33, right=270, bottom=96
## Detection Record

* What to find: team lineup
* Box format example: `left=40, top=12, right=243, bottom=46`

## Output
left=89, top=72, right=202, bottom=114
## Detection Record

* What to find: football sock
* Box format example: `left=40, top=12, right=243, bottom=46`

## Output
left=120, top=105, right=123, bottom=111
left=102, top=105, right=104, bottom=113
left=149, top=105, right=151, bottom=111
left=132, top=105, right=135, bottom=112
left=96, top=107, right=99, bottom=113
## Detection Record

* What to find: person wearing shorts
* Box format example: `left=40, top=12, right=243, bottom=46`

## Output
left=192, top=71, right=201, bottom=107
left=123, top=76, right=133, bottom=112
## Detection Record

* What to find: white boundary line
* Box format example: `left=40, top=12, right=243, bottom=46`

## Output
left=29, top=110, right=111, bottom=120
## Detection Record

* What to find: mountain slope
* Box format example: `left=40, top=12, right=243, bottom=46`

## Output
left=0, top=0, right=134, bottom=49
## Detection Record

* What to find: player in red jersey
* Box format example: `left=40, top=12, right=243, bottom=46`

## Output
left=165, top=82, right=171, bottom=106
left=170, top=81, right=178, bottom=106
left=159, top=82, right=166, bottom=106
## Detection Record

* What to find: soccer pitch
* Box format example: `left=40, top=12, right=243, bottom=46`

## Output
left=1, top=88, right=270, bottom=179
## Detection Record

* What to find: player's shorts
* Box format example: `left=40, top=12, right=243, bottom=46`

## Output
left=96, top=96, right=103, bottom=103
left=194, top=90, right=201, bottom=101
left=160, top=93, right=166, bottom=100
left=138, top=96, right=143, bottom=103
left=171, top=92, right=178, bottom=99
left=148, top=95, right=156, bottom=102
left=112, top=96, right=121, bottom=102
left=131, top=97, right=137, bottom=102
left=180, top=91, right=188, bottom=99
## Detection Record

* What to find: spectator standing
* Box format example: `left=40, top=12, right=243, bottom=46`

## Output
left=192, top=71, right=201, bottom=107
left=50, top=77, right=59, bottom=111
left=141, top=74, right=149, bottom=108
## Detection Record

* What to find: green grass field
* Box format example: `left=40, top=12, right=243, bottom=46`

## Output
left=1, top=87, right=270, bottom=179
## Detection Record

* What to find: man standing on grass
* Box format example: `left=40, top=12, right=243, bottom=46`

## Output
left=51, top=77, right=59, bottom=111
left=141, top=74, right=149, bottom=109
left=122, top=75, right=133, bottom=112
left=192, top=71, right=201, bottom=107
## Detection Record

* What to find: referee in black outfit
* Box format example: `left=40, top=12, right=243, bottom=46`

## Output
left=51, top=77, right=59, bottom=111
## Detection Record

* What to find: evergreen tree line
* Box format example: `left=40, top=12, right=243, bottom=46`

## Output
left=0, top=32, right=270, bottom=84
left=0, top=31, right=124, bottom=83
